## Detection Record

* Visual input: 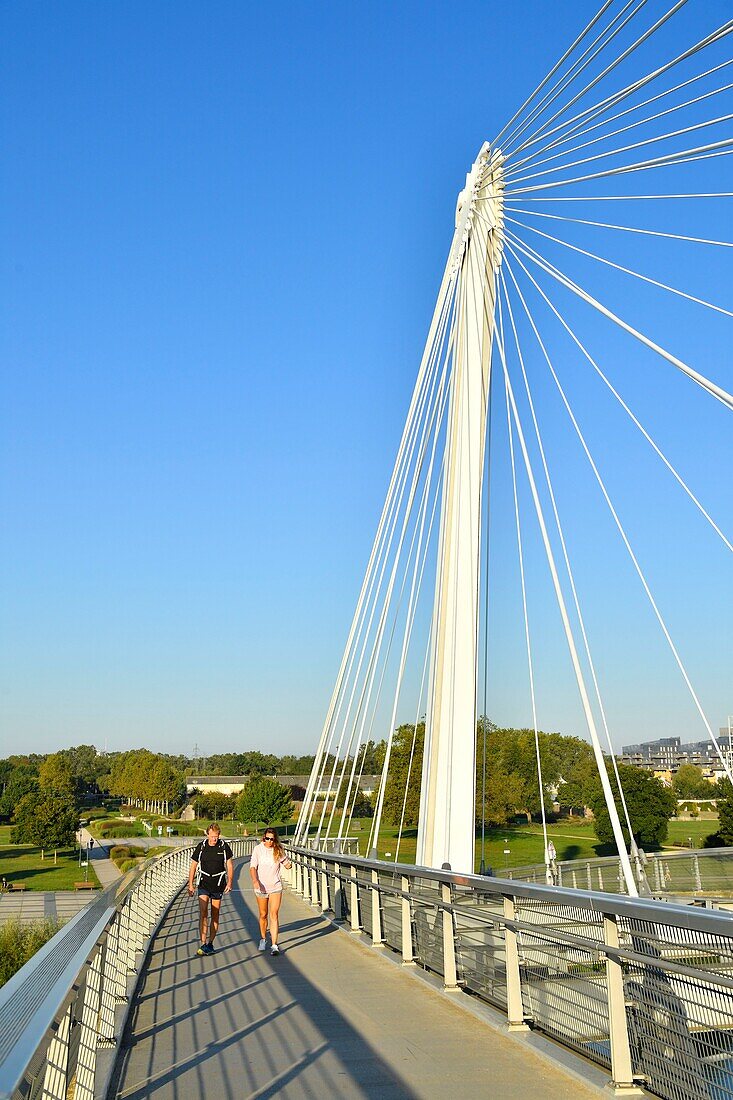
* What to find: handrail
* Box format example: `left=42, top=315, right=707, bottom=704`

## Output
left=289, top=842, right=733, bottom=936
left=288, top=842, right=733, bottom=1099
left=0, top=837, right=255, bottom=1100
left=508, top=843, right=733, bottom=874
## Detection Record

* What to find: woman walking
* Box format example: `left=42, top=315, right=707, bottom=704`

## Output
left=249, top=828, right=291, bottom=956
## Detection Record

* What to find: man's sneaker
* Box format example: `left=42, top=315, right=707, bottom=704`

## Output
left=258, top=938, right=267, bottom=951
left=270, top=944, right=280, bottom=956
left=196, top=944, right=206, bottom=956
left=204, top=942, right=215, bottom=955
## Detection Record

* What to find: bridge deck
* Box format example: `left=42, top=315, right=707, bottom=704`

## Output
left=111, top=861, right=598, bottom=1100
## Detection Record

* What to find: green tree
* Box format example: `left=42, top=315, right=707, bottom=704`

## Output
left=106, top=749, right=184, bottom=809
left=672, top=764, right=714, bottom=800
left=360, top=740, right=387, bottom=774
left=716, top=779, right=733, bottom=845
left=61, top=745, right=108, bottom=789
left=382, top=723, right=424, bottom=828
left=585, top=762, right=676, bottom=849
left=236, top=778, right=293, bottom=826
left=0, top=766, right=39, bottom=820
left=11, top=792, right=79, bottom=848
left=39, top=753, right=79, bottom=800
left=194, top=792, right=237, bottom=820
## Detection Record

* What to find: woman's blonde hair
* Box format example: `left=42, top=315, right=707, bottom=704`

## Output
left=264, top=827, right=284, bottom=862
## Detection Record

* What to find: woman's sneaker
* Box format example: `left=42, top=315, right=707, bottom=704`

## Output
left=270, top=944, right=280, bottom=956
left=196, top=944, right=206, bottom=956
left=258, top=938, right=267, bottom=951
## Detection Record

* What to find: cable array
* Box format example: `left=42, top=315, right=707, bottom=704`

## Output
left=296, top=2, right=732, bottom=886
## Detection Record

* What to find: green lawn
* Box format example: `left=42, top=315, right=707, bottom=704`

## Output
left=664, top=818, right=719, bottom=849
left=300, top=814, right=724, bottom=872
left=295, top=816, right=608, bottom=871
left=0, top=845, right=101, bottom=891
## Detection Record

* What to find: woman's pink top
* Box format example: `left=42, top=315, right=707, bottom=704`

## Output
left=250, top=842, right=287, bottom=893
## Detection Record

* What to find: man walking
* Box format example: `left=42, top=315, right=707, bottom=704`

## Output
left=188, top=823, right=233, bottom=956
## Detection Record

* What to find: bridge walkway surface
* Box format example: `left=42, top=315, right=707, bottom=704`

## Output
left=109, top=861, right=603, bottom=1100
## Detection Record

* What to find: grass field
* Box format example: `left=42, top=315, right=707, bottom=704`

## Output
left=665, top=818, right=719, bottom=849
left=298, top=814, right=724, bottom=872
left=0, top=845, right=101, bottom=891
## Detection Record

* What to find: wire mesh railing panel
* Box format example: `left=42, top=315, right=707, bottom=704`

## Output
left=356, top=879, right=373, bottom=938
left=519, top=931, right=611, bottom=1065
left=453, top=895, right=508, bottom=1009
left=509, top=849, right=733, bottom=901
left=620, top=917, right=733, bottom=981
left=377, top=873, right=402, bottom=952
left=624, top=967, right=733, bottom=1100
left=618, top=916, right=733, bottom=1100
left=514, top=899, right=611, bottom=1067
left=411, top=882, right=444, bottom=978
left=331, top=868, right=350, bottom=921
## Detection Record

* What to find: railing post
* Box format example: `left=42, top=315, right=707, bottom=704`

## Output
left=401, top=875, right=415, bottom=965
left=333, top=861, right=345, bottom=920
left=441, top=882, right=458, bottom=991
left=603, top=913, right=644, bottom=1094
left=320, top=860, right=330, bottom=912
left=310, top=860, right=320, bottom=907
left=40, top=1004, right=72, bottom=1100
left=350, top=872, right=361, bottom=934
left=73, top=948, right=102, bottom=1100
left=302, top=856, right=311, bottom=902
left=503, top=894, right=528, bottom=1030
left=371, top=869, right=384, bottom=944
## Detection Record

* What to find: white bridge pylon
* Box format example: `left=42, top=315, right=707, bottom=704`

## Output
left=416, top=143, right=505, bottom=874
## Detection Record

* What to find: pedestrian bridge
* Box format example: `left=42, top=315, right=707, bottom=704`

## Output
left=2, top=841, right=733, bottom=1100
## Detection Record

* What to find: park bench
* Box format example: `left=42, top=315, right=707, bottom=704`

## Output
left=7, top=883, right=26, bottom=892
left=74, top=882, right=97, bottom=891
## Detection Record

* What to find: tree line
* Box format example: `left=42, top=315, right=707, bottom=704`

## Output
left=3, top=733, right=733, bottom=854
left=380, top=721, right=720, bottom=850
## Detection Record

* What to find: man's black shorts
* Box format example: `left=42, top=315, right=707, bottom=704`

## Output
left=198, top=887, right=224, bottom=900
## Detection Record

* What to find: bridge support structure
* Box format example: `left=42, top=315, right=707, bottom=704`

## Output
left=417, top=143, right=505, bottom=875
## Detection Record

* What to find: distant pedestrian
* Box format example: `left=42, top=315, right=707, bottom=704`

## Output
left=250, top=828, right=291, bottom=956
left=188, top=823, right=233, bottom=956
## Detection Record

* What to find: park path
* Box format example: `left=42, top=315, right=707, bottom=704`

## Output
left=111, top=860, right=602, bottom=1100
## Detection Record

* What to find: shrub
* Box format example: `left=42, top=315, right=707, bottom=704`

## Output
left=99, top=819, right=144, bottom=838
left=109, top=845, right=130, bottom=859
left=0, top=918, right=62, bottom=988
left=119, top=859, right=140, bottom=873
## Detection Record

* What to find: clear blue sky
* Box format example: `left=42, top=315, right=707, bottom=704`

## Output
left=1, top=2, right=730, bottom=757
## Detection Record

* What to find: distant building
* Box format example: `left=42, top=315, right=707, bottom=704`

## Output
left=186, top=775, right=380, bottom=798
left=620, top=730, right=733, bottom=781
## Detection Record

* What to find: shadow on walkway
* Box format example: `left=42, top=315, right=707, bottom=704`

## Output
left=111, top=860, right=596, bottom=1100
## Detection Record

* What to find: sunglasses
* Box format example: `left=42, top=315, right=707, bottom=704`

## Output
left=263, top=836, right=275, bottom=842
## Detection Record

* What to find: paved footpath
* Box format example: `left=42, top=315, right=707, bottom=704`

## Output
left=111, top=861, right=600, bottom=1100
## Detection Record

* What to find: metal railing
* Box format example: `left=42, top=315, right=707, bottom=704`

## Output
left=507, top=846, right=733, bottom=900
left=0, top=838, right=255, bottom=1100
left=288, top=843, right=733, bottom=1100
